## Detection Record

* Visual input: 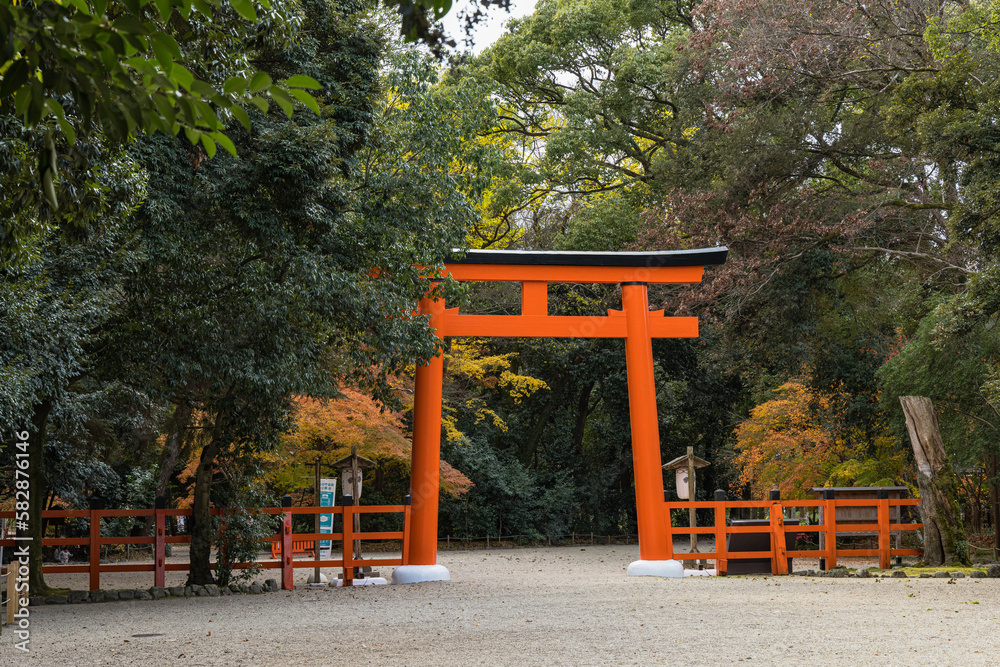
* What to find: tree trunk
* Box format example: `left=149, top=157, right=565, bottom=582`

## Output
left=572, top=381, right=596, bottom=457
left=27, top=398, right=53, bottom=595
left=521, top=373, right=566, bottom=466
left=187, top=425, right=225, bottom=586
left=899, top=396, right=968, bottom=566
left=144, top=402, right=192, bottom=535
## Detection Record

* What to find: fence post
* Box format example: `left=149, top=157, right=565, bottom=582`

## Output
left=896, top=489, right=907, bottom=566
left=154, top=497, right=166, bottom=588
left=6, top=561, right=24, bottom=625
left=714, top=489, right=728, bottom=576
left=342, top=495, right=354, bottom=586
left=663, top=490, right=674, bottom=559
left=768, top=489, right=788, bottom=575
left=822, top=488, right=836, bottom=570
left=280, top=495, right=293, bottom=591
left=88, top=497, right=102, bottom=591
left=402, top=494, right=411, bottom=566
left=877, top=488, right=890, bottom=569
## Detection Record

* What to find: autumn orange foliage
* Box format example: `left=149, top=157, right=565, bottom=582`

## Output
left=267, top=391, right=472, bottom=497
left=733, top=377, right=911, bottom=499
left=733, top=380, right=843, bottom=499
left=175, top=391, right=472, bottom=507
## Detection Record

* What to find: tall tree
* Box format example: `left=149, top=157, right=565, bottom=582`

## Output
left=900, top=396, right=969, bottom=566
left=102, top=0, right=475, bottom=584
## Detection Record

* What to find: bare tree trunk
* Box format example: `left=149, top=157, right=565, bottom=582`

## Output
left=899, top=396, right=968, bottom=566
left=187, top=421, right=225, bottom=586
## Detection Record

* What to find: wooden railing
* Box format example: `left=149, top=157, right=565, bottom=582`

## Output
left=0, top=496, right=411, bottom=591
left=664, top=498, right=923, bottom=574
left=664, top=495, right=923, bottom=575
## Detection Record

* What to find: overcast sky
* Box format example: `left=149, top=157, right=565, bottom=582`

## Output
left=440, top=0, right=538, bottom=54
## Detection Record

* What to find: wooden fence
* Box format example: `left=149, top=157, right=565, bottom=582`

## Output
left=665, top=495, right=923, bottom=575
left=0, top=496, right=411, bottom=591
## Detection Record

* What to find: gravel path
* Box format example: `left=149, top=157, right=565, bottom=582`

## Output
left=3, top=545, right=998, bottom=666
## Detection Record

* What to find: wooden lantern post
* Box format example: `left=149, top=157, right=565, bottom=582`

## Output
left=331, top=447, right=376, bottom=572
left=663, top=447, right=709, bottom=565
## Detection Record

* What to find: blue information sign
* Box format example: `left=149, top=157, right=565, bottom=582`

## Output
left=319, top=478, right=336, bottom=555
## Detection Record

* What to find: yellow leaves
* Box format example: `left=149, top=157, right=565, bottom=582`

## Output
left=446, top=341, right=548, bottom=403
left=441, top=340, right=548, bottom=442
left=448, top=340, right=515, bottom=383
left=442, top=410, right=468, bottom=444
left=473, top=407, right=508, bottom=431
left=497, top=370, right=549, bottom=403
left=466, top=187, right=525, bottom=250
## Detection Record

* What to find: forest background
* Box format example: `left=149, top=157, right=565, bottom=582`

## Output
left=3, top=0, right=1000, bottom=590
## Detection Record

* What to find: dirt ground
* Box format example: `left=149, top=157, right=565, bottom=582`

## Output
left=3, top=544, right=998, bottom=666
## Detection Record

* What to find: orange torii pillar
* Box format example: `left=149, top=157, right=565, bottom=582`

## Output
left=621, top=282, right=673, bottom=572
left=391, top=295, right=452, bottom=584
left=391, top=247, right=728, bottom=584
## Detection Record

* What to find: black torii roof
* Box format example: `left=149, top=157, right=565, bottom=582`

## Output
left=449, top=247, right=729, bottom=267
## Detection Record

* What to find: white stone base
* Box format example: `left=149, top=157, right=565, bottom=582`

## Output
left=391, top=564, right=451, bottom=584
left=335, top=577, right=388, bottom=587
left=627, top=559, right=684, bottom=578
left=307, top=572, right=329, bottom=584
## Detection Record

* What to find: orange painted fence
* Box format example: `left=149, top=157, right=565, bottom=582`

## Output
left=270, top=540, right=316, bottom=559
left=664, top=496, right=923, bottom=575
left=0, top=497, right=411, bottom=591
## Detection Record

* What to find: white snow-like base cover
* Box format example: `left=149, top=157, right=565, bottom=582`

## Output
left=335, top=577, right=388, bottom=587
left=626, top=559, right=684, bottom=578
left=391, top=564, right=451, bottom=584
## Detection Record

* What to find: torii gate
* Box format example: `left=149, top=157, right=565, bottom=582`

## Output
left=391, top=247, right=728, bottom=583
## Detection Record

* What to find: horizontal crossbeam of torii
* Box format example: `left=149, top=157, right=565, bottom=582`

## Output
left=391, top=247, right=728, bottom=584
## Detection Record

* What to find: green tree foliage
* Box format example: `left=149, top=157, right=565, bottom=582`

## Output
left=0, top=148, right=143, bottom=592
left=10, top=0, right=1000, bottom=563
left=213, top=475, right=278, bottom=586
left=0, top=0, right=324, bottom=256
left=0, top=0, right=501, bottom=260
left=424, top=0, right=1000, bottom=540
left=878, top=301, right=1000, bottom=471
left=452, top=0, right=705, bottom=247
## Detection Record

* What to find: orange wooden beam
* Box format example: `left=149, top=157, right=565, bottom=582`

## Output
left=714, top=504, right=728, bottom=575
left=521, top=281, right=548, bottom=315
left=437, top=312, right=699, bottom=338
left=444, top=263, right=704, bottom=284
left=878, top=496, right=891, bottom=569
